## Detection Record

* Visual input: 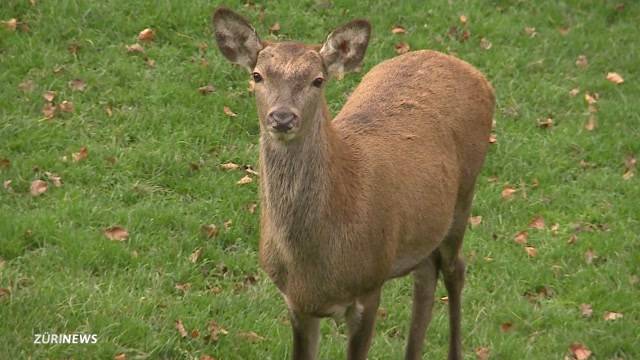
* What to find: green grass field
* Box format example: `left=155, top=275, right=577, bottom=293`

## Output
left=1, top=0, right=639, bottom=359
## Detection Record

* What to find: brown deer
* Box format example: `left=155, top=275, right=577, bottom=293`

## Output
left=212, top=8, right=494, bottom=360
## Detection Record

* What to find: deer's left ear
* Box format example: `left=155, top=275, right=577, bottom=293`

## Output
left=212, top=7, right=262, bottom=71
left=319, top=20, right=371, bottom=79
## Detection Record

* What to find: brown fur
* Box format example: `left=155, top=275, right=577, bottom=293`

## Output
left=213, top=8, right=494, bottom=360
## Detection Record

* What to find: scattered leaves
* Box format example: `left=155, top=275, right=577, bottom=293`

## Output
left=237, top=331, right=265, bottom=343
left=58, top=100, right=74, bottom=113
left=0, top=158, right=10, bottom=169
left=537, top=117, right=553, bottom=128
left=104, top=226, right=129, bottom=241
left=126, top=43, right=145, bottom=53
left=220, top=162, right=240, bottom=171
left=72, top=146, right=88, bottom=162
left=69, top=79, right=87, bottom=92
left=0, top=288, right=10, bottom=299
left=18, top=79, right=35, bottom=93
left=3, top=180, right=11, bottom=190
left=580, top=303, right=593, bottom=318
left=201, top=224, right=219, bottom=239
left=514, top=231, right=528, bottom=244
left=524, top=26, right=537, bottom=37
left=247, top=203, right=257, bottom=214
left=575, top=55, right=588, bottom=69
left=269, top=22, right=281, bottom=35
left=584, top=115, right=597, bottom=131
left=584, top=248, right=597, bottom=264
left=138, top=28, right=155, bottom=42
left=394, top=42, right=410, bottom=55
left=500, top=322, right=513, bottom=332
left=223, top=220, right=233, bottom=231
left=479, top=37, right=492, bottom=50
left=569, top=342, right=592, bottom=360
left=391, top=25, right=406, bottom=34
left=459, top=15, right=468, bottom=24
left=603, top=311, right=623, bottom=321
left=501, top=186, right=517, bottom=199
left=475, top=346, right=490, bottom=360
left=175, top=283, right=191, bottom=293
left=2, top=18, right=18, bottom=31
left=529, top=216, right=545, bottom=229
left=198, top=84, right=215, bottom=95
left=223, top=106, right=237, bottom=117
left=45, top=172, right=63, bottom=187
left=189, top=248, right=202, bottom=263
left=206, top=321, right=228, bottom=342
left=114, top=353, right=126, bottom=360
left=606, top=72, right=624, bottom=85
left=30, top=180, right=48, bottom=196
left=569, top=88, right=580, bottom=97
left=175, top=320, right=188, bottom=338
left=468, top=215, right=482, bottom=228
left=525, top=246, right=538, bottom=257
left=237, top=175, right=253, bottom=185
left=488, top=133, right=497, bottom=144
left=43, top=90, right=56, bottom=103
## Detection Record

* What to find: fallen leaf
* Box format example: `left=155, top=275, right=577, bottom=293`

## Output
left=537, top=117, right=553, bottom=128
left=269, top=22, right=281, bottom=34
left=72, top=146, right=88, bottom=162
left=529, top=216, right=545, bottom=229
left=201, top=224, right=219, bottom=239
left=244, top=165, right=259, bottom=176
left=145, top=58, right=156, bottom=68
left=3, top=180, right=11, bottom=190
left=575, top=55, right=588, bottom=69
left=514, top=231, right=528, bottom=244
left=550, top=223, right=560, bottom=235
left=30, top=180, right=48, bottom=196
left=199, top=355, right=216, bottom=360
left=220, top=162, right=240, bottom=171
left=606, top=72, right=624, bottom=85
left=114, top=353, right=126, bottom=360
left=189, top=248, right=202, bottom=263
left=569, top=88, right=580, bottom=97
left=207, top=321, right=228, bottom=342
left=175, top=320, right=188, bottom=338
left=567, top=234, right=578, bottom=244
left=439, top=296, right=449, bottom=303
left=175, top=283, right=191, bottom=293
left=468, top=216, right=482, bottom=228
left=45, top=172, right=63, bottom=187
left=377, top=307, right=388, bottom=319
left=394, top=42, right=410, bottom=55
left=459, top=15, right=468, bottom=24
left=2, top=18, right=17, bottom=31
left=479, top=37, right=492, bottom=50
left=623, top=169, right=634, bottom=180
left=247, top=203, right=257, bottom=214
left=558, top=26, right=570, bottom=35
left=223, top=220, right=233, bottom=231
left=603, top=311, right=623, bottom=321
left=525, top=246, right=537, bottom=257
left=580, top=304, right=593, bottom=318
left=501, top=186, right=517, bottom=199
left=391, top=25, right=406, bottom=34
left=104, top=226, right=129, bottom=241
left=138, top=28, right=155, bottom=42
left=237, top=175, right=253, bottom=185
left=475, top=346, right=490, bottom=360
left=569, top=342, right=592, bottom=360
left=488, top=133, right=497, bottom=144
left=68, top=43, right=80, bottom=55
left=58, top=100, right=74, bottom=113
left=43, top=90, right=56, bottom=102
left=0, top=158, right=10, bottom=169
left=0, top=288, right=10, bottom=299
left=237, top=331, right=265, bottom=343
left=584, top=248, right=597, bottom=264
left=126, top=43, right=145, bottom=53
left=584, top=115, right=597, bottom=131
left=524, top=26, right=537, bottom=37
left=18, top=79, right=35, bottom=93
left=584, top=93, right=598, bottom=105
left=223, top=106, right=237, bottom=117
left=68, top=79, right=87, bottom=92
left=500, top=322, right=513, bottom=332
left=191, top=329, right=200, bottom=338
left=198, top=84, right=215, bottom=95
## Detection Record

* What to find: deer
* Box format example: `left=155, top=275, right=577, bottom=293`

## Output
left=212, top=7, right=495, bottom=360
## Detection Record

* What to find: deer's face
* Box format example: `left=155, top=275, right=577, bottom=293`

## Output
left=251, top=44, right=326, bottom=142
left=212, top=8, right=370, bottom=143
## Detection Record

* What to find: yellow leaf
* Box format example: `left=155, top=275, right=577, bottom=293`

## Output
left=138, top=28, right=155, bottom=42
left=606, top=72, right=624, bottom=84
left=237, top=175, right=253, bottom=185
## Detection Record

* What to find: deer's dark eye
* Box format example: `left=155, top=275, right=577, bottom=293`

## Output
left=312, top=77, right=324, bottom=88
left=252, top=72, right=263, bottom=83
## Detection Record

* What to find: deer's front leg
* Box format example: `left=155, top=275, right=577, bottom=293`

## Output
left=290, top=310, right=320, bottom=360
left=346, top=287, right=382, bottom=360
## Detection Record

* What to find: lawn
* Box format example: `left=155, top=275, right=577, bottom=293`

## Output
left=1, top=0, right=639, bottom=359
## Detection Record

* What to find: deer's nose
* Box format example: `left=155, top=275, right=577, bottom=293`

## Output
left=268, top=110, right=297, bottom=133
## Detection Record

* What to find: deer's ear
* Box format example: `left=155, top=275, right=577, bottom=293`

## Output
left=319, top=20, right=371, bottom=79
left=212, top=7, right=262, bottom=71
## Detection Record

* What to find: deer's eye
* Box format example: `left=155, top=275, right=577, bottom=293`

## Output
left=252, top=72, right=263, bottom=83
left=312, top=77, right=324, bottom=88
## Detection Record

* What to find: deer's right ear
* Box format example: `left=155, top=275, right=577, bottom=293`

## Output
left=212, top=8, right=262, bottom=71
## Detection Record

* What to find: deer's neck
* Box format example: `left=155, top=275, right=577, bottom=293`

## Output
left=260, top=104, right=358, bottom=244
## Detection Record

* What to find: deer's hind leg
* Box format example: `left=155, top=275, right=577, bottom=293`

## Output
left=404, top=255, right=439, bottom=360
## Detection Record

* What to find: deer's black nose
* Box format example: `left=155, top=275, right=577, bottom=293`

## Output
left=268, top=110, right=297, bottom=132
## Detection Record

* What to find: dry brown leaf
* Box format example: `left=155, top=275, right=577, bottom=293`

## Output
left=114, top=353, right=126, bottom=360
left=175, top=320, right=188, bottom=338
left=2, top=18, right=17, bottom=31
left=223, top=106, right=237, bottom=117
left=198, top=84, right=215, bottom=95
left=199, top=355, right=216, bottom=360
left=3, top=180, right=11, bottom=190
left=0, top=288, right=10, bottom=299
left=606, top=72, right=624, bottom=85
left=525, top=246, right=537, bottom=257
left=220, top=162, right=240, bottom=171
left=501, top=186, right=517, bottom=199
left=126, top=43, right=144, bottom=53
left=391, top=25, right=406, bottom=34
left=58, top=100, right=74, bottom=113
left=223, top=220, right=233, bottom=231
left=67, top=43, right=80, bottom=55
left=479, top=37, right=492, bottom=50
left=537, top=117, right=553, bottom=128
left=468, top=215, right=482, bottom=228
left=475, top=346, right=490, bottom=360
left=72, top=146, right=88, bottom=162
left=269, top=22, right=281, bottom=34
left=488, top=133, right=497, bottom=144
left=514, top=231, right=528, bottom=245
left=580, top=303, right=593, bottom=318
left=459, top=15, right=468, bottom=24
left=138, top=28, right=155, bottom=42
left=104, top=226, right=129, bottom=241
left=43, top=90, right=56, bottom=102
left=69, top=79, right=87, bottom=92
left=575, top=55, right=588, bottom=69
left=191, top=329, right=200, bottom=338
left=550, top=223, right=560, bottom=235
left=45, top=172, right=63, bottom=187
left=189, top=247, right=202, bottom=263
left=569, top=342, right=592, bottom=360
left=584, top=115, right=597, bottom=131
left=0, top=158, right=10, bottom=169
left=18, top=79, right=35, bottom=93
left=377, top=307, right=388, bottom=319
left=558, top=26, right=570, bottom=35
left=500, top=322, right=513, bottom=332
left=30, top=180, right=48, bottom=196
left=623, top=169, right=634, bottom=180
left=524, top=26, right=537, bottom=37
left=237, top=175, right=253, bottom=185
left=394, top=42, right=410, bottom=55
left=584, top=93, right=598, bottom=105
left=247, top=203, right=257, bottom=214
left=207, top=320, right=228, bottom=342
left=603, top=311, right=623, bottom=321
left=584, top=248, right=597, bottom=264
left=237, top=331, right=266, bottom=343
left=175, top=283, right=191, bottom=293
left=569, top=88, right=580, bottom=97
left=529, top=216, right=545, bottom=229
left=567, top=233, right=578, bottom=244
left=201, top=224, right=219, bottom=239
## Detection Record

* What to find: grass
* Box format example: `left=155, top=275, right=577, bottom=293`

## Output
left=1, top=0, right=639, bottom=359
